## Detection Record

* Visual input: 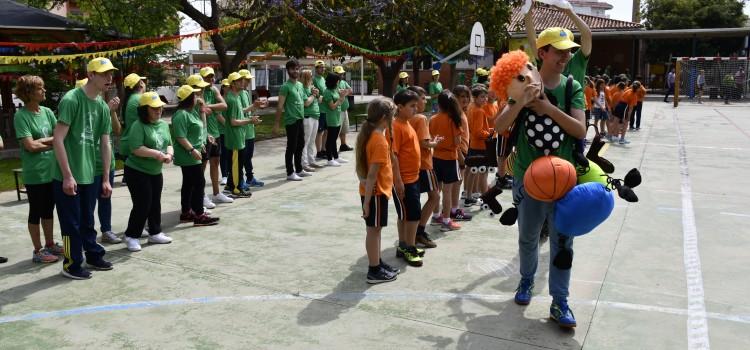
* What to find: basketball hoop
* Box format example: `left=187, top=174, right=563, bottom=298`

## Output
left=470, top=22, right=485, bottom=57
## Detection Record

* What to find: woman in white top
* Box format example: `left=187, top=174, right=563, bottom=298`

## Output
left=593, top=79, right=608, bottom=137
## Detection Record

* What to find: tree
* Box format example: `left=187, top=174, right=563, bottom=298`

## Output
left=276, top=0, right=515, bottom=97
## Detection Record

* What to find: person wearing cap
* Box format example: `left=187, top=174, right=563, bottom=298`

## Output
left=494, top=40, right=587, bottom=328
left=333, top=65, right=354, bottom=152
left=52, top=57, right=119, bottom=279
left=120, top=91, right=175, bottom=252
left=223, top=72, right=253, bottom=197
left=187, top=73, right=221, bottom=210
left=396, top=72, right=410, bottom=94
left=475, top=68, right=489, bottom=85
left=428, top=70, right=442, bottom=113
left=172, top=84, right=221, bottom=227
left=218, top=78, right=231, bottom=184
left=120, top=73, right=147, bottom=187
left=321, top=72, right=350, bottom=166
left=274, top=59, right=311, bottom=181
left=238, top=69, right=267, bottom=188
left=313, top=60, right=328, bottom=159
left=197, top=68, right=233, bottom=205
left=75, top=78, right=88, bottom=88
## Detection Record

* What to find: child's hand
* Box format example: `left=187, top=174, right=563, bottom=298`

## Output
left=362, top=202, right=370, bottom=219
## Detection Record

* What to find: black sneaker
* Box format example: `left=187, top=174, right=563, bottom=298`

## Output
left=61, top=268, right=92, bottom=280
left=194, top=213, right=220, bottom=226
left=86, top=259, right=113, bottom=271
left=463, top=198, right=478, bottom=207
left=315, top=151, right=326, bottom=160
left=380, top=259, right=400, bottom=275
left=366, top=266, right=397, bottom=284
left=339, top=144, right=354, bottom=152
left=0, top=256, right=7, bottom=263
left=416, top=232, right=437, bottom=248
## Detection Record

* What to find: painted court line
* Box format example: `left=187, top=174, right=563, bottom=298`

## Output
left=674, top=110, right=711, bottom=350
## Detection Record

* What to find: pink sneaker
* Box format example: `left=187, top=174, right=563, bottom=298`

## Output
left=440, top=218, right=461, bottom=231
left=32, top=249, right=59, bottom=263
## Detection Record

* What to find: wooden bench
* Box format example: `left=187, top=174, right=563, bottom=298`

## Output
left=353, top=113, right=368, bottom=132
left=12, top=168, right=26, bottom=201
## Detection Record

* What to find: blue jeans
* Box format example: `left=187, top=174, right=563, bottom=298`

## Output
left=53, top=180, right=105, bottom=272
left=93, top=170, right=115, bottom=232
left=513, top=177, right=573, bottom=301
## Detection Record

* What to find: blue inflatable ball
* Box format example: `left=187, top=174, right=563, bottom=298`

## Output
left=554, top=182, right=614, bottom=237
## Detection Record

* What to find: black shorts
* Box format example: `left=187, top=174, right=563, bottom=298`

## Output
left=418, top=169, right=439, bottom=193
left=392, top=182, right=421, bottom=221
left=467, top=148, right=484, bottom=157
left=433, top=158, right=461, bottom=184
left=613, top=102, right=628, bottom=120
left=26, top=182, right=55, bottom=224
left=497, top=135, right=512, bottom=158
left=318, top=113, right=327, bottom=132
left=202, top=138, right=221, bottom=161
left=361, top=194, right=388, bottom=228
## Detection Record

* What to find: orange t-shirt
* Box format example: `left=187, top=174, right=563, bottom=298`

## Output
left=459, top=113, right=470, bottom=154
left=358, top=130, right=393, bottom=198
left=482, top=102, right=499, bottom=125
left=584, top=86, right=596, bottom=111
left=605, top=86, right=615, bottom=110
left=467, top=104, right=491, bottom=150
left=635, top=86, right=647, bottom=102
left=392, top=118, right=421, bottom=184
left=429, top=112, right=461, bottom=160
left=408, top=114, right=432, bottom=170
left=620, top=89, right=638, bottom=107
left=610, top=88, right=625, bottom=108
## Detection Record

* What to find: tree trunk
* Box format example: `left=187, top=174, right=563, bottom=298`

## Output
left=374, top=58, right=405, bottom=97
left=412, top=55, right=420, bottom=88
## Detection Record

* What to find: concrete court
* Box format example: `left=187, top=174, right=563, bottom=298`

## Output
left=1, top=100, right=749, bottom=350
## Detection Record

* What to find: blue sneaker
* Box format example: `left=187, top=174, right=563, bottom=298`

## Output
left=550, top=299, right=577, bottom=328
left=248, top=178, right=265, bottom=187
left=514, top=278, right=534, bottom=305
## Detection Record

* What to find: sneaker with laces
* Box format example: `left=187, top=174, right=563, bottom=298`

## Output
left=61, top=268, right=92, bottom=280
left=32, top=249, right=59, bottom=263
left=366, top=266, right=397, bottom=284
left=297, top=170, right=312, bottom=177
left=463, top=198, right=478, bottom=207
left=148, top=232, right=173, bottom=244
left=327, top=160, right=341, bottom=167
left=287, top=173, right=303, bottom=181
left=86, top=258, right=113, bottom=271
left=212, top=192, right=234, bottom=204
left=430, top=216, right=443, bottom=226
left=550, top=300, right=577, bottom=328
left=302, top=165, right=316, bottom=172
left=194, top=213, right=220, bottom=226
left=315, top=151, right=326, bottom=160
left=179, top=211, right=196, bottom=223
left=460, top=191, right=466, bottom=199
left=416, top=232, right=437, bottom=248
left=310, top=163, right=324, bottom=168
left=220, top=177, right=227, bottom=185
left=335, top=158, right=349, bottom=164
left=398, top=246, right=423, bottom=267
left=45, top=242, right=65, bottom=256
left=248, top=178, right=265, bottom=187
left=451, top=209, right=473, bottom=221
left=101, top=231, right=121, bottom=244
left=125, top=237, right=142, bottom=252
left=514, top=278, right=534, bottom=305
left=440, top=218, right=461, bottom=231
left=339, top=144, right=354, bottom=152
left=379, top=259, right=400, bottom=274
left=232, top=189, right=253, bottom=198
left=203, top=195, right=216, bottom=209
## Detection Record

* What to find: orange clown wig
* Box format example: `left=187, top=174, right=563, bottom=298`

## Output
left=489, top=50, right=530, bottom=102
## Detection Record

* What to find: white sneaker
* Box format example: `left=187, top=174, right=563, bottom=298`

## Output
left=125, top=237, right=142, bottom=252
left=287, top=173, right=303, bottom=181
left=147, top=232, right=173, bottom=244
left=203, top=208, right=212, bottom=215
left=220, top=177, right=227, bottom=185
left=335, top=158, right=349, bottom=164
left=203, top=195, right=216, bottom=209
left=297, top=170, right=312, bottom=177
left=327, top=160, right=341, bottom=167
left=141, top=229, right=149, bottom=237
left=212, top=192, right=234, bottom=203
left=101, top=231, right=121, bottom=244
left=472, top=192, right=482, bottom=199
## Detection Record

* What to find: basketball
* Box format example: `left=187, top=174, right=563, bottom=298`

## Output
left=523, top=156, right=577, bottom=202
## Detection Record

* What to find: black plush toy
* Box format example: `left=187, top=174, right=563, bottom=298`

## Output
left=479, top=183, right=503, bottom=216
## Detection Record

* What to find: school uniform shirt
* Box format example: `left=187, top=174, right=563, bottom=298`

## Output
left=428, top=81, right=442, bottom=109
left=240, top=90, right=255, bottom=140
left=124, top=93, right=141, bottom=132
left=14, top=106, right=56, bottom=185
left=392, top=118, right=421, bottom=184
left=610, top=87, right=625, bottom=108
left=322, top=89, right=342, bottom=127
left=594, top=91, right=607, bottom=110
left=359, top=130, right=393, bottom=198
left=172, top=109, right=206, bottom=167
left=124, top=119, right=171, bottom=175
left=635, top=86, right=647, bottom=102
left=94, top=129, right=116, bottom=176
left=467, top=104, right=491, bottom=150
left=338, top=80, right=352, bottom=111
left=303, top=85, right=320, bottom=118
left=460, top=113, right=470, bottom=154
left=223, top=91, right=246, bottom=150
left=313, top=75, right=326, bottom=99
left=619, top=89, right=639, bottom=107
left=584, top=85, right=596, bottom=111
left=204, top=87, right=223, bottom=139
left=429, top=112, right=461, bottom=161
left=279, top=80, right=305, bottom=126
left=408, top=114, right=433, bottom=170
left=482, top=101, right=499, bottom=125
left=52, top=87, right=112, bottom=185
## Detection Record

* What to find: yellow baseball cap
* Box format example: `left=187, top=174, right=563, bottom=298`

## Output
left=186, top=74, right=210, bottom=88
left=333, top=66, right=345, bottom=74
left=200, top=67, right=215, bottom=77
left=399, top=72, right=409, bottom=79
left=238, top=69, right=253, bottom=79
left=431, top=70, right=440, bottom=76
left=123, top=73, right=146, bottom=89
left=315, top=60, right=325, bottom=67
left=176, top=85, right=200, bottom=102
left=536, top=27, right=580, bottom=51
left=227, top=72, right=242, bottom=82
left=75, top=78, right=88, bottom=88
left=476, top=68, right=489, bottom=77
left=139, top=91, right=166, bottom=108
left=87, top=57, right=118, bottom=73
left=221, top=78, right=230, bottom=86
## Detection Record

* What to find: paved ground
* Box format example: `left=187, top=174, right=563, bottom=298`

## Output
left=1, top=100, right=749, bottom=349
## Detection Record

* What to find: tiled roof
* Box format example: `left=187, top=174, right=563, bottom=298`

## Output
left=508, top=3, right=642, bottom=33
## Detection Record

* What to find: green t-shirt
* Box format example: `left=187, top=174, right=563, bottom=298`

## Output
left=223, top=91, right=246, bottom=150
left=323, top=89, right=341, bottom=127
left=125, top=119, right=171, bottom=175
left=53, top=88, right=112, bottom=185
left=514, top=75, right=584, bottom=180
left=124, top=93, right=140, bottom=132
left=172, top=109, right=205, bottom=167
left=279, top=80, right=305, bottom=126
left=313, top=75, right=326, bottom=98
left=338, top=80, right=351, bottom=110
left=396, top=84, right=409, bottom=93
left=14, top=106, right=56, bottom=184
left=303, top=85, right=320, bottom=118
left=428, top=81, right=442, bottom=108
left=94, top=130, right=115, bottom=175
left=240, top=90, right=255, bottom=140
left=204, top=87, right=222, bottom=138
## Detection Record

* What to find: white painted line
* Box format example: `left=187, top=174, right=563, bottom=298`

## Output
left=636, top=142, right=746, bottom=151
left=673, top=110, right=711, bottom=350
left=720, top=212, right=750, bottom=218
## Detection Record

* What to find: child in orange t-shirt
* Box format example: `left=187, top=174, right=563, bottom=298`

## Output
left=629, top=81, right=647, bottom=131
left=607, top=82, right=627, bottom=142
left=614, top=81, right=641, bottom=144
left=392, top=89, right=424, bottom=267
left=447, top=85, right=473, bottom=222
left=356, top=97, right=399, bottom=284
left=466, top=85, right=492, bottom=204
left=584, top=77, right=596, bottom=124
left=407, top=86, right=441, bottom=249
left=429, top=91, right=466, bottom=231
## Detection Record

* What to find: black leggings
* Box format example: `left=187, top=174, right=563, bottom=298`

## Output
left=285, top=119, right=304, bottom=175
left=124, top=166, right=163, bottom=238
left=180, top=164, right=205, bottom=215
left=26, top=182, right=55, bottom=224
left=326, top=125, right=341, bottom=161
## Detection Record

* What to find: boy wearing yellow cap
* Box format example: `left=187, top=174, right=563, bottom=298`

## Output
left=396, top=72, right=410, bottom=93
left=334, top=65, right=354, bottom=152
left=238, top=69, right=267, bottom=188
left=428, top=70, right=442, bottom=113
left=196, top=68, right=232, bottom=205
left=224, top=72, right=253, bottom=197
left=53, top=57, right=119, bottom=279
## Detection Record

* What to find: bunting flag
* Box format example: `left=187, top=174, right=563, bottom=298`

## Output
left=0, top=41, right=174, bottom=64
